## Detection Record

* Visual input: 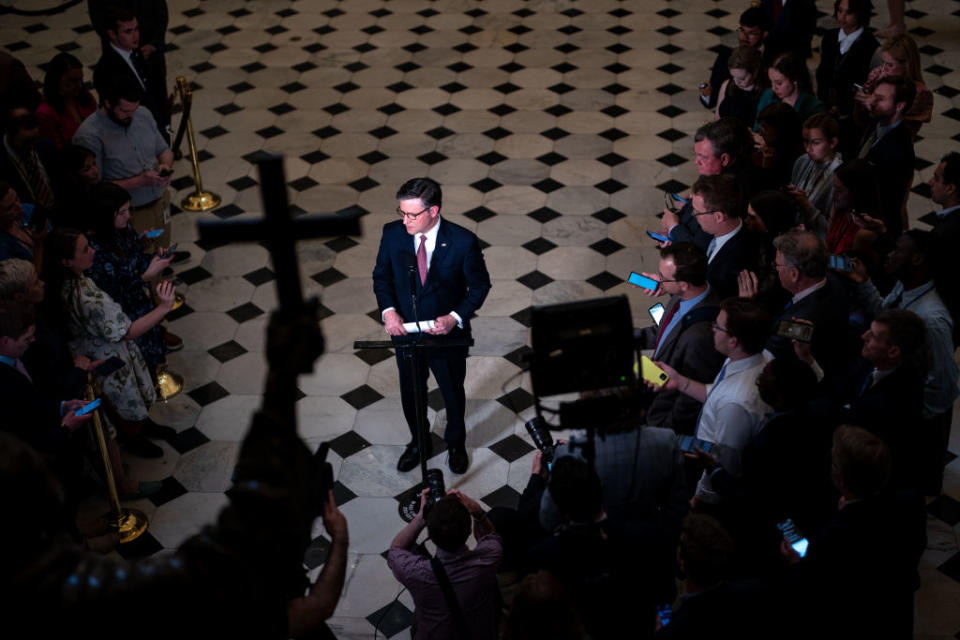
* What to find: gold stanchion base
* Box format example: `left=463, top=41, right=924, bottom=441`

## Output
left=172, top=293, right=185, bottom=311
left=111, top=507, right=149, bottom=544
left=156, top=368, right=184, bottom=401
left=181, top=191, right=221, bottom=212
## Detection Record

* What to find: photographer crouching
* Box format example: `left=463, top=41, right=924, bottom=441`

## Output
left=388, top=487, right=502, bottom=640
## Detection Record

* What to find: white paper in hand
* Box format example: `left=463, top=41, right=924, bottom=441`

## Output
left=402, top=320, right=437, bottom=333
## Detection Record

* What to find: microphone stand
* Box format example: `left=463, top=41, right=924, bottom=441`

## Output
left=354, top=262, right=472, bottom=522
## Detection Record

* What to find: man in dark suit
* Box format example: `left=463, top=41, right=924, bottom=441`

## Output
left=858, top=76, right=917, bottom=237
left=765, top=230, right=851, bottom=378
left=690, top=174, right=760, bottom=300
left=760, top=0, right=817, bottom=63
left=0, top=105, right=58, bottom=215
left=0, top=301, right=90, bottom=470
left=784, top=425, right=925, bottom=639
left=699, top=7, right=768, bottom=110
left=635, top=243, right=724, bottom=434
left=843, top=309, right=927, bottom=492
left=92, top=5, right=168, bottom=141
left=373, top=177, right=491, bottom=474
left=661, top=119, right=756, bottom=253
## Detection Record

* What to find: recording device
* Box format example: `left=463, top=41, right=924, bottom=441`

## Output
left=647, top=230, right=669, bottom=243
left=20, top=202, right=35, bottom=226
left=670, top=193, right=688, bottom=204
left=74, top=398, right=102, bottom=416
left=677, top=434, right=715, bottom=454
left=20, top=202, right=50, bottom=232
left=776, top=319, right=814, bottom=343
left=628, top=271, right=659, bottom=290
left=828, top=254, right=853, bottom=272
left=158, top=168, right=173, bottom=177
left=663, top=192, right=678, bottom=213
left=424, top=468, right=446, bottom=513
left=777, top=518, right=810, bottom=558
left=524, top=416, right=556, bottom=470
left=656, top=604, right=672, bottom=627
left=95, top=356, right=125, bottom=376
left=160, top=243, right=179, bottom=258
left=853, top=82, right=864, bottom=93
left=640, top=355, right=669, bottom=387
left=649, top=302, right=665, bottom=325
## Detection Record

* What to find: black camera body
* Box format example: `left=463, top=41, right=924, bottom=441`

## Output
left=424, top=468, right=446, bottom=513
left=525, top=417, right=556, bottom=466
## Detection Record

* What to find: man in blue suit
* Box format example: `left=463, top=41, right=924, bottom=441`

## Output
left=373, top=178, right=491, bottom=474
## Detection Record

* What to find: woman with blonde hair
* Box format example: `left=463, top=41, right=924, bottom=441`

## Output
left=854, top=34, right=932, bottom=136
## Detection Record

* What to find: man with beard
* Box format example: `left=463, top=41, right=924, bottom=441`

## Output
left=73, top=77, right=179, bottom=254
left=856, top=76, right=916, bottom=237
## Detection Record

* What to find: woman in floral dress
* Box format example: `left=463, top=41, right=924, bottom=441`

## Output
left=43, top=228, right=176, bottom=459
left=86, top=182, right=173, bottom=379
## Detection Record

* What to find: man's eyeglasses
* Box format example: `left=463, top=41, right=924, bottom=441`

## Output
left=396, top=206, right=430, bottom=220
left=711, top=322, right=731, bottom=334
left=692, top=209, right=716, bottom=217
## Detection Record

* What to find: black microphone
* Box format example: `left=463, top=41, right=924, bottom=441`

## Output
left=408, top=264, right=418, bottom=298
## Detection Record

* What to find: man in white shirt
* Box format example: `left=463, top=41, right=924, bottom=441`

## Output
left=652, top=297, right=773, bottom=505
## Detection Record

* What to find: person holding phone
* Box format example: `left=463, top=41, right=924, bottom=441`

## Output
left=633, top=243, right=725, bottom=434
left=42, top=228, right=177, bottom=459
left=73, top=76, right=187, bottom=261
left=647, top=298, right=773, bottom=507
left=781, top=425, right=924, bottom=639
left=814, top=0, right=878, bottom=122
left=87, top=182, right=182, bottom=375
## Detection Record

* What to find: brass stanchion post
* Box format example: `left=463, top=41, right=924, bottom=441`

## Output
left=175, top=76, right=220, bottom=212
left=86, top=382, right=149, bottom=543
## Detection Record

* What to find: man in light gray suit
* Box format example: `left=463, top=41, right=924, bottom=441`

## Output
left=635, top=243, right=725, bottom=434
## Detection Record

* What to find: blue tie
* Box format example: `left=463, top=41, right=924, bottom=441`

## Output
left=714, top=363, right=728, bottom=385
left=706, top=238, right=717, bottom=261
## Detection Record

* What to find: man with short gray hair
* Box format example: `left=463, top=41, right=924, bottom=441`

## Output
left=764, top=230, right=850, bottom=376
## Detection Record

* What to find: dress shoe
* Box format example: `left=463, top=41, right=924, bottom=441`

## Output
left=142, top=418, right=177, bottom=441
left=163, top=330, right=183, bottom=352
left=121, top=433, right=164, bottom=458
left=448, top=445, right=469, bottom=474
left=169, top=250, right=191, bottom=264
left=397, top=443, right=433, bottom=472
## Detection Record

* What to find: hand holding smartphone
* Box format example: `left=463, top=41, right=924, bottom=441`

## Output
left=74, top=398, right=102, bottom=416
left=628, top=271, right=660, bottom=290
left=640, top=355, right=669, bottom=388
left=776, top=319, right=814, bottom=343
left=646, top=230, right=669, bottom=243
left=648, top=302, right=665, bottom=325
left=777, top=518, right=810, bottom=558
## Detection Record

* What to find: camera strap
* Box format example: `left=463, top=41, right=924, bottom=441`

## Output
left=430, top=557, right=470, bottom=640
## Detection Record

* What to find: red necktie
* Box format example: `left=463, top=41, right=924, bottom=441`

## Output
left=417, top=234, right=427, bottom=285
left=14, top=358, right=32, bottom=383
left=654, top=301, right=679, bottom=352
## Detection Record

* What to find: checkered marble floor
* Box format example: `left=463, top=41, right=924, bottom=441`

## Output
left=4, top=0, right=960, bottom=636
